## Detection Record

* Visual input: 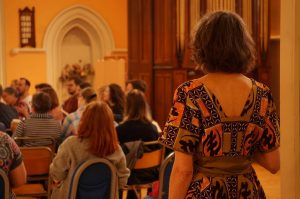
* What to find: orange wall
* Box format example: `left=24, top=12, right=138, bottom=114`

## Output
left=3, top=0, right=127, bottom=92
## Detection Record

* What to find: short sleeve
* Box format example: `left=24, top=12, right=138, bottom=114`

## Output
left=0, top=132, right=23, bottom=172
left=9, top=136, right=23, bottom=171
left=259, top=91, right=280, bottom=153
left=158, top=83, right=202, bottom=154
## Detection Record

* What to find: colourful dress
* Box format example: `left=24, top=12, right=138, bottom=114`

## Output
left=158, top=78, right=280, bottom=199
left=0, top=131, right=23, bottom=199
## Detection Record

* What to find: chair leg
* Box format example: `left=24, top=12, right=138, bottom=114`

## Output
left=140, top=188, right=148, bottom=199
left=122, top=190, right=128, bottom=199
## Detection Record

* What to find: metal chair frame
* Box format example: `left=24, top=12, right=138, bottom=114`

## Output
left=68, top=158, right=118, bottom=199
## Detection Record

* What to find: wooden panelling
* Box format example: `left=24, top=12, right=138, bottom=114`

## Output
left=128, top=0, right=153, bottom=105
left=173, top=70, right=187, bottom=89
left=128, top=0, right=153, bottom=73
left=154, top=0, right=177, bottom=66
left=153, top=70, right=173, bottom=128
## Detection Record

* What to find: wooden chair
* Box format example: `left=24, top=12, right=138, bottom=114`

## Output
left=68, top=158, right=118, bottom=199
left=158, top=152, right=174, bottom=199
left=14, top=136, right=56, bottom=152
left=13, top=147, right=53, bottom=198
left=122, top=140, right=164, bottom=199
left=0, top=169, right=9, bottom=199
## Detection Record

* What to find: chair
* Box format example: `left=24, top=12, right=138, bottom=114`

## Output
left=122, top=140, right=164, bottom=199
left=158, top=152, right=174, bottom=199
left=0, top=169, right=9, bottom=199
left=14, top=136, right=56, bottom=152
left=13, top=146, right=53, bottom=198
left=68, top=158, right=118, bottom=199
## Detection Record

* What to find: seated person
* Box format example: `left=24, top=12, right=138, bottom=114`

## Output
left=40, top=87, right=65, bottom=123
left=0, top=85, right=18, bottom=131
left=2, top=87, right=30, bottom=119
left=61, top=87, right=97, bottom=141
left=101, top=84, right=125, bottom=123
left=13, top=92, right=62, bottom=147
left=50, top=101, right=130, bottom=199
left=0, top=131, right=26, bottom=198
left=117, top=89, right=159, bottom=186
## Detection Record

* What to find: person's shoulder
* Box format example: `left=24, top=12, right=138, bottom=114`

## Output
left=63, top=135, right=78, bottom=144
left=175, top=78, right=205, bottom=94
left=252, top=79, right=271, bottom=91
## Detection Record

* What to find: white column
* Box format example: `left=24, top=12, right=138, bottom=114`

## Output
left=0, top=0, right=5, bottom=86
left=280, top=0, right=300, bottom=198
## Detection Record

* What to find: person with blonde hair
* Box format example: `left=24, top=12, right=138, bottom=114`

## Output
left=159, top=11, right=280, bottom=199
left=50, top=101, right=130, bottom=199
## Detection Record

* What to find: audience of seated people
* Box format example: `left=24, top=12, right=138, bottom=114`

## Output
left=0, top=131, right=27, bottom=198
left=17, top=77, right=32, bottom=112
left=101, top=83, right=125, bottom=123
left=61, top=87, right=97, bottom=140
left=2, top=86, right=30, bottom=119
left=62, top=76, right=82, bottom=114
left=0, top=85, right=18, bottom=132
left=13, top=92, right=62, bottom=147
left=0, top=78, right=164, bottom=198
left=50, top=101, right=130, bottom=199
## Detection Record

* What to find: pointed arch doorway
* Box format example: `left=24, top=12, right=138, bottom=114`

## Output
left=44, top=5, right=115, bottom=100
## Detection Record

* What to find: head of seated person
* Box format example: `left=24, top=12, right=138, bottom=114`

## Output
left=2, top=87, right=19, bottom=106
left=78, top=101, right=118, bottom=157
left=31, top=92, right=52, bottom=114
left=124, top=89, right=151, bottom=123
left=78, top=87, right=98, bottom=108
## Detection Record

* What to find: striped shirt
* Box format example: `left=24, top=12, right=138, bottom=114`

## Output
left=13, top=113, right=62, bottom=147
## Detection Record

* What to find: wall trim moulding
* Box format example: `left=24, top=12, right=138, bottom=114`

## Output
left=11, top=48, right=46, bottom=55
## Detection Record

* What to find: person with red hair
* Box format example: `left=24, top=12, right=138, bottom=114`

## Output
left=50, top=101, right=130, bottom=199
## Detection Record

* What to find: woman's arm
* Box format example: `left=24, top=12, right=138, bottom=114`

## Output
left=169, top=151, right=193, bottom=199
left=254, top=148, right=280, bottom=174
left=9, top=162, right=27, bottom=188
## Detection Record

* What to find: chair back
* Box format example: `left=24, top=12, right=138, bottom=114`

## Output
left=0, top=169, right=9, bottom=199
left=134, top=141, right=163, bottom=169
left=68, top=158, right=118, bottom=199
left=14, top=136, right=56, bottom=151
left=158, top=152, right=174, bottom=199
left=20, top=146, right=53, bottom=177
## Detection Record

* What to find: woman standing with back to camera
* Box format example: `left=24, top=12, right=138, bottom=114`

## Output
left=158, top=11, right=280, bottom=199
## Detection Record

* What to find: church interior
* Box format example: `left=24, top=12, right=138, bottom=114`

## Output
left=0, top=0, right=299, bottom=198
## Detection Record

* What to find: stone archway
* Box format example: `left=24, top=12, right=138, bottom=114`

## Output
left=43, top=4, right=115, bottom=99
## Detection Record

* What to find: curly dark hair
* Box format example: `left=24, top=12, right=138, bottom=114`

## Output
left=192, top=11, right=256, bottom=74
left=108, top=83, right=125, bottom=116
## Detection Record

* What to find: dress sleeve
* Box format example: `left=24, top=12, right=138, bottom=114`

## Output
left=158, top=83, right=202, bottom=154
left=259, top=91, right=280, bottom=153
left=8, top=135, right=23, bottom=171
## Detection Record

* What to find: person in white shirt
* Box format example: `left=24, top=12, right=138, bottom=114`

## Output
left=17, top=77, right=32, bottom=112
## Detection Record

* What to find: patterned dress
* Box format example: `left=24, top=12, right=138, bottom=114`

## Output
left=158, top=78, right=280, bottom=199
left=0, top=131, right=23, bottom=199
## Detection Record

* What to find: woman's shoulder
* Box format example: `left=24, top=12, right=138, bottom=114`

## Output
left=252, top=79, right=271, bottom=92
left=176, top=78, right=205, bottom=93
